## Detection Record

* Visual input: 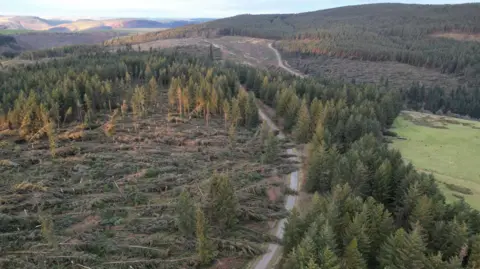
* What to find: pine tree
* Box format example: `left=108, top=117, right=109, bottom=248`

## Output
left=321, top=247, right=341, bottom=269
left=310, top=98, right=324, bottom=130
left=176, top=191, right=196, bottom=237
left=305, top=147, right=330, bottom=193
left=223, top=100, right=230, bottom=130
left=285, top=94, right=300, bottom=131
left=262, top=130, right=280, bottom=164
left=168, top=77, right=178, bottom=111
left=148, top=76, right=158, bottom=109
left=378, top=227, right=426, bottom=269
left=307, top=258, right=321, bottom=269
left=131, top=86, right=146, bottom=118
left=209, top=173, right=238, bottom=229
left=196, top=207, right=214, bottom=265
left=284, top=208, right=305, bottom=254
left=467, top=234, right=480, bottom=269
left=245, top=92, right=259, bottom=129
left=294, top=98, right=312, bottom=143
left=343, top=238, right=367, bottom=269
left=372, top=159, right=393, bottom=205
left=230, top=98, right=241, bottom=126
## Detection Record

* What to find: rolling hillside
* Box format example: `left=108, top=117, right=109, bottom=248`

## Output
left=0, top=16, right=213, bottom=32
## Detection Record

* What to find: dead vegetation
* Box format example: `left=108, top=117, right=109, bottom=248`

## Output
left=0, top=90, right=295, bottom=268
left=285, top=54, right=463, bottom=90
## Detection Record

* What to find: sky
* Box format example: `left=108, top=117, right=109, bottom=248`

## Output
left=0, top=0, right=476, bottom=18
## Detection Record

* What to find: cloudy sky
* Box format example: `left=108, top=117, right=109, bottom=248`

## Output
left=1, top=0, right=475, bottom=18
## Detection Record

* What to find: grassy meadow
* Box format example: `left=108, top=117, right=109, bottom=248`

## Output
left=391, top=111, right=480, bottom=209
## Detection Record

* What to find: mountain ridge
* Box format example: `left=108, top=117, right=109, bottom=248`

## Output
left=0, top=16, right=213, bottom=32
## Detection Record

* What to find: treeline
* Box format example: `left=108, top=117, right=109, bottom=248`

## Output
left=17, top=44, right=106, bottom=60
left=0, top=35, right=16, bottom=46
left=232, top=60, right=480, bottom=268
left=0, top=47, right=259, bottom=140
left=275, top=30, right=480, bottom=78
left=405, top=84, right=480, bottom=118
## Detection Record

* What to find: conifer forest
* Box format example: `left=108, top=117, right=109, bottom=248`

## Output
left=1, top=2, right=480, bottom=269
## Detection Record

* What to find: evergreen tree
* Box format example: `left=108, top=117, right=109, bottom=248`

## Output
left=342, top=238, right=367, bottom=269
left=293, top=98, right=312, bottom=143
left=378, top=226, right=426, bottom=269
left=467, top=234, right=480, bottom=269
left=196, top=207, right=214, bottom=265
left=148, top=76, right=159, bottom=109
left=209, top=173, right=238, bottom=229
left=262, top=130, right=280, bottom=164
left=223, top=100, right=230, bottom=129
left=245, top=92, right=259, bottom=129
left=176, top=191, right=196, bottom=237
left=305, top=147, right=331, bottom=193
left=284, top=208, right=306, bottom=254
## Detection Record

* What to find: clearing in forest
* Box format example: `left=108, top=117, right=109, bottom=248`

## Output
left=391, top=111, right=480, bottom=209
left=0, top=88, right=295, bottom=268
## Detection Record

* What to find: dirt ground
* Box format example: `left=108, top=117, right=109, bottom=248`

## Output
left=0, top=90, right=294, bottom=268
left=136, top=36, right=278, bottom=69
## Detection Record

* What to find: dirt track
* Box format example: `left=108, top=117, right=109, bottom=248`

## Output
left=268, top=43, right=305, bottom=78
left=252, top=109, right=300, bottom=269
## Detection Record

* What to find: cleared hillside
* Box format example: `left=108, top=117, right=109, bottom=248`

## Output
left=105, top=3, right=480, bottom=85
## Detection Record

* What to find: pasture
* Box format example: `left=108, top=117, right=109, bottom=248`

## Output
left=391, top=111, right=480, bottom=209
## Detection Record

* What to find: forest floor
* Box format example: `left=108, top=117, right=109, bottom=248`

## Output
left=0, top=89, right=297, bottom=268
left=391, top=111, right=480, bottom=209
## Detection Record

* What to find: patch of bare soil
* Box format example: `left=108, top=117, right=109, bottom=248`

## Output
left=0, top=90, right=293, bottom=268
left=286, top=54, right=463, bottom=90
left=134, top=36, right=278, bottom=69
left=431, top=32, right=480, bottom=42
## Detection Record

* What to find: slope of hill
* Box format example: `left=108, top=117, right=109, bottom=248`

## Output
left=0, top=16, right=213, bottom=32
left=0, top=16, right=52, bottom=30
left=105, top=3, right=480, bottom=88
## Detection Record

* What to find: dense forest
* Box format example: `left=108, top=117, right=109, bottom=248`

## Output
left=0, top=34, right=21, bottom=58
left=238, top=61, right=480, bottom=269
left=2, top=39, right=480, bottom=268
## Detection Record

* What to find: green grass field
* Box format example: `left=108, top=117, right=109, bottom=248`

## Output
left=391, top=111, right=480, bottom=209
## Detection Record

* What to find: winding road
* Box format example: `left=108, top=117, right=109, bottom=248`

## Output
left=252, top=109, right=301, bottom=269
left=268, top=43, right=305, bottom=78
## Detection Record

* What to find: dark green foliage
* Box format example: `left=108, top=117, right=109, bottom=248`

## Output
left=261, top=131, right=280, bottom=164
left=342, top=238, right=367, bottom=269
left=293, top=98, right=312, bottom=143
left=283, top=208, right=306, bottom=254
left=208, top=173, right=238, bottom=229
left=196, top=207, right=215, bottom=265
left=175, top=191, right=196, bottom=237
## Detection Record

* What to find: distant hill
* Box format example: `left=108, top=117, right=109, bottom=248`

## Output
left=105, top=3, right=480, bottom=86
left=0, top=16, right=213, bottom=32
left=0, top=16, right=52, bottom=31
left=106, top=3, right=480, bottom=42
